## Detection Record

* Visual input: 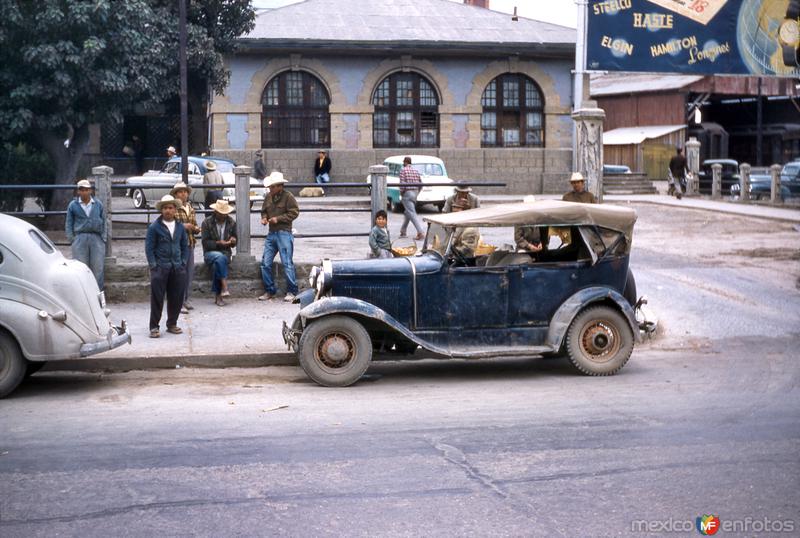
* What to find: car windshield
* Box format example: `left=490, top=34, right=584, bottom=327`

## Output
left=783, top=164, right=799, bottom=177
left=385, top=162, right=444, bottom=177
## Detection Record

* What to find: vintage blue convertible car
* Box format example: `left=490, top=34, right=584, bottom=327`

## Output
left=283, top=200, right=646, bottom=387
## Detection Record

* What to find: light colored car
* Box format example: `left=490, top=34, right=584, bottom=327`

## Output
left=0, top=214, right=131, bottom=397
left=125, top=156, right=266, bottom=209
left=367, top=155, right=455, bottom=212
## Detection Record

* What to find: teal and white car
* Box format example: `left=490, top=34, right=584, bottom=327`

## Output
left=367, top=155, right=455, bottom=212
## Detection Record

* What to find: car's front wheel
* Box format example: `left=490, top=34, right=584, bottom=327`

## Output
left=298, top=316, right=373, bottom=387
left=565, top=306, right=633, bottom=376
left=131, top=188, right=147, bottom=209
left=0, top=332, right=26, bottom=398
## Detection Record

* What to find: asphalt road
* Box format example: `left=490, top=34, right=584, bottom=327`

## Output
left=2, top=202, right=799, bottom=536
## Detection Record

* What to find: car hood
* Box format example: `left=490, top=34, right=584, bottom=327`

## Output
left=332, top=253, right=442, bottom=276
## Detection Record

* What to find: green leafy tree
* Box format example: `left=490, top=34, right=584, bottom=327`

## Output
left=0, top=0, right=255, bottom=220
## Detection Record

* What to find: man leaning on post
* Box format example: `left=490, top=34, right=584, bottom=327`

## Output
left=65, top=179, right=106, bottom=290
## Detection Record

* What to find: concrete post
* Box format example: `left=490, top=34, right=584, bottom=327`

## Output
left=92, top=165, right=115, bottom=264
left=684, top=137, right=701, bottom=196
left=770, top=164, right=782, bottom=204
left=233, top=165, right=255, bottom=263
left=739, top=163, right=751, bottom=202
left=571, top=101, right=605, bottom=203
left=711, top=163, right=722, bottom=200
left=369, top=165, right=389, bottom=225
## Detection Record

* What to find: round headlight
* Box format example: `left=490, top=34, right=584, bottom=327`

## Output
left=315, top=270, right=326, bottom=295
left=309, top=266, right=320, bottom=288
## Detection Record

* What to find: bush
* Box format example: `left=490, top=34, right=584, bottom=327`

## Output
left=0, top=143, right=55, bottom=212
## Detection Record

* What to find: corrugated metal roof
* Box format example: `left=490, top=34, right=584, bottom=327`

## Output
left=591, top=73, right=703, bottom=96
left=604, top=125, right=686, bottom=145
left=242, top=0, right=575, bottom=46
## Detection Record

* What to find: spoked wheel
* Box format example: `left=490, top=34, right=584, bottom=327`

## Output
left=132, top=188, right=147, bottom=209
left=298, top=316, right=372, bottom=387
left=0, top=332, right=26, bottom=398
left=566, top=306, right=633, bottom=376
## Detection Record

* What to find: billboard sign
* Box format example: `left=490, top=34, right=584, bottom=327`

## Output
left=586, top=0, right=800, bottom=77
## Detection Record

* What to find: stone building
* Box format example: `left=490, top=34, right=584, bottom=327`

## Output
left=210, top=0, right=576, bottom=193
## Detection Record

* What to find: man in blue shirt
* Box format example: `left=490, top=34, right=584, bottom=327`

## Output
left=65, top=179, right=106, bottom=290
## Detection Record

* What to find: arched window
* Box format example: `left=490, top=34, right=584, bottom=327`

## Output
left=372, top=72, right=439, bottom=148
left=261, top=71, right=330, bottom=148
left=481, top=74, right=544, bottom=148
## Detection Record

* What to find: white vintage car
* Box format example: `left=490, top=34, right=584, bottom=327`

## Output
left=0, top=214, right=131, bottom=397
left=366, top=155, right=455, bottom=212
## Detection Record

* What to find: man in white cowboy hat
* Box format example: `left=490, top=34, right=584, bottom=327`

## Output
left=171, top=182, right=200, bottom=313
left=65, top=179, right=106, bottom=290
left=203, top=159, right=224, bottom=208
left=443, top=184, right=481, bottom=213
left=201, top=199, right=237, bottom=306
left=145, top=194, right=189, bottom=338
left=562, top=172, right=597, bottom=204
left=166, top=146, right=177, bottom=159
left=259, top=171, right=300, bottom=302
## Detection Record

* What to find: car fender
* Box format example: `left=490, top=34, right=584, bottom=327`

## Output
left=546, top=287, right=641, bottom=350
left=0, top=299, right=85, bottom=361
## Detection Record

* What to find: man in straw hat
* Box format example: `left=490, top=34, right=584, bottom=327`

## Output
left=443, top=185, right=480, bottom=213
left=145, top=195, right=189, bottom=338
left=203, top=159, right=224, bottom=208
left=259, top=171, right=300, bottom=302
left=201, top=199, right=238, bottom=306
left=562, top=172, right=597, bottom=204
left=65, top=179, right=106, bottom=290
left=171, top=182, right=200, bottom=313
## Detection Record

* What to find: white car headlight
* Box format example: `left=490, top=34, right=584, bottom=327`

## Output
left=309, top=266, right=320, bottom=288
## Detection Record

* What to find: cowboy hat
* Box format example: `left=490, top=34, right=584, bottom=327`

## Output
left=263, top=171, right=288, bottom=188
left=167, top=146, right=177, bottom=154
left=76, top=179, right=92, bottom=189
left=454, top=185, right=472, bottom=193
left=209, top=199, right=234, bottom=215
left=170, top=182, right=192, bottom=196
left=205, top=160, right=217, bottom=171
left=155, top=194, right=182, bottom=211
left=569, top=172, right=585, bottom=182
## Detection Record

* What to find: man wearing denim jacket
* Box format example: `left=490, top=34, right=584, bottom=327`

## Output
left=258, top=171, right=300, bottom=302
left=65, top=179, right=106, bottom=290
left=145, top=195, right=189, bottom=338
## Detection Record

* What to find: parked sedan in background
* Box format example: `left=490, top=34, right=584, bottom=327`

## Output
left=366, top=155, right=455, bottom=212
left=730, top=173, right=790, bottom=201
left=780, top=161, right=800, bottom=195
left=125, top=156, right=266, bottom=209
left=698, top=159, right=739, bottom=195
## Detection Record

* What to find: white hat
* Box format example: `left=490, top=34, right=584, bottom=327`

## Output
left=76, top=179, right=92, bottom=189
left=155, top=194, right=183, bottom=211
left=170, top=182, right=192, bottom=195
left=167, top=146, right=177, bottom=154
left=209, top=199, right=234, bottom=215
left=205, top=160, right=217, bottom=171
left=569, top=172, right=585, bottom=182
left=263, top=171, right=288, bottom=188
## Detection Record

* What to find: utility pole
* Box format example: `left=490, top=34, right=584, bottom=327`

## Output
left=756, top=77, right=763, bottom=167
left=179, top=0, right=189, bottom=183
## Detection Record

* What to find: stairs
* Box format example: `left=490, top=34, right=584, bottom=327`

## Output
left=603, top=173, right=657, bottom=195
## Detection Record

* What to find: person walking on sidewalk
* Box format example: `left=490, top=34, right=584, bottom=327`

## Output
left=259, top=171, right=300, bottom=302
left=313, top=149, right=332, bottom=185
left=398, top=156, right=425, bottom=240
left=65, top=179, right=106, bottom=290
left=171, top=182, right=200, bottom=313
left=201, top=199, right=237, bottom=307
left=668, top=147, right=688, bottom=199
left=145, top=195, right=189, bottom=338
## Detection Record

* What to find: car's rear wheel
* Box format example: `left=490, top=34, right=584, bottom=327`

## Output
left=131, top=188, right=147, bottom=209
left=565, top=306, right=633, bottom=376
left=298, top=316, right=373, bottom=387
left=0, top=332, right=26, bottom=398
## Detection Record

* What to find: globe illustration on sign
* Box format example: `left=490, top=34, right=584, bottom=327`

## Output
left=737, top=0, right=799, bottom=76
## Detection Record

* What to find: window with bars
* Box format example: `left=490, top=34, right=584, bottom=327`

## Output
left=261, top=71, right=330, bottom=148
left=372, top=72, right=439, bottom=148
left=481, top=74, right=544, bottom=148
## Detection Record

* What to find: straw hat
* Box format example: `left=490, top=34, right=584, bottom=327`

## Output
left=205, top=160, right=217, bottom=171
left=454, top=185, right=472, bottom=193
left=209, top=199, right=234, bottom=215
left=76, top=179, right=92, bottom=189
left=167, top=146, right=177, bottom=154
left=263, top=171, right=288, bottom=188
left=170, top=182, right=192, bottom=196
left=155, top=194, right=182, bottom=211
left=569, top=172, right=585, bottom=182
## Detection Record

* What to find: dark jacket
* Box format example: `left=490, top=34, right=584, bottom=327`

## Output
left=145, top=217, right=189, bottom=269
left=65, top=197, right=106, bottom=242
left=260, top=190, right=299, bottom=233
left=201, top=215, right=238, bottom=259
left=562, top=190, right=597, bottom=204
left=253, top=158, right=267, bottom=180
left=314, top=155, right=332, bottom=176
left=515, top=226, right=543, bottom=250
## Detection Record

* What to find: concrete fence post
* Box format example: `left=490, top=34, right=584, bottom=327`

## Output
left=571, top=100, right=605, bottom=203
left=770, top=164, right=782, bottom=204
left=739, top=163, right=751, bottom=202
left=233, top=165, right=255, bottom=262
left=711, top=163, right=722, bottom=200
left=92, top=165, right=115, bottom=263
left=370, top=165, right=389, bottom=225
left=684, top=137, right=701, bottom=196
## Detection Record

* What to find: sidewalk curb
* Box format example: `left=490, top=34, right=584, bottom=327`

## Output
left=43, top=351, right=299, bottom=373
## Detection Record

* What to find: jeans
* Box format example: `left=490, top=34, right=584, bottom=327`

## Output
left=261, top=231, right=298, bottom=295
left=204, top=251, right=229, bottom=295
left=72, top=233, right=106, bottom=290
left=315, top=173, right=330, bottom=184
left=400, top=190, right=424, bottom=236
left=149, top=265, right=186, bottom=330
left=184, top=247, right=195, bottom=302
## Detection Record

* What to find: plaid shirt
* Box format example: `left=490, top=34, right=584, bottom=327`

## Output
left=175, top=203, right=198, bottom=247
left=399, top=165, right=422, bottom=193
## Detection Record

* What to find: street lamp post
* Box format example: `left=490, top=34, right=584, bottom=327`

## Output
left=179, top=0, right=189, bottom=184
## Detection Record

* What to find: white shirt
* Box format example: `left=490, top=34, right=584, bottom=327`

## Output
left=164, top=219, right=176, bottom=238
left=79, top=198, right=94, bottom=217
left=217, top=222, right=226, bottom=239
